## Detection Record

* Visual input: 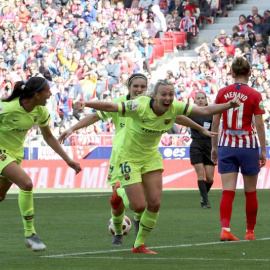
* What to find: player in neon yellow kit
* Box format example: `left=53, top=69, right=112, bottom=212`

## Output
left=61, top=75, right=218, bottom=247
left=0, top=77, right=82, bottom=251
left=74, top=79, right=240, bottom=254
left=59, top=73, right=149, bottom=246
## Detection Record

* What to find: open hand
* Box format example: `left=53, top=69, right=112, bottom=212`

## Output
left=58, top=129, right=73, bottom=144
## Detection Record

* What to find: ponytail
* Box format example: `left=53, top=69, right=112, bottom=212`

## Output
left=2, top=77, right=47, bottom=102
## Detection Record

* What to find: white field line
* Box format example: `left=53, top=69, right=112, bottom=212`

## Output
left=41, top=237, right=270, bottom=258
left=47, top=256, right=270, bottom=262
left=6, top=194, right=108, bottom=200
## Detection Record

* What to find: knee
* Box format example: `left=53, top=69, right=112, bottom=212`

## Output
left=130, top=202, right=146, bottom=213
left=206, top=178, right=214, bottom=183
left=19, top=179, right=33, bottom=191
left=147, top=199, right=161, bottom=213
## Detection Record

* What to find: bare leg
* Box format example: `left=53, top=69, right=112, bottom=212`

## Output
left=0, top=176, right=12, bottom=202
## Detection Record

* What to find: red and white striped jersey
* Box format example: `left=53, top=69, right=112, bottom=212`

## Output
left=215, top=83, right=265, bottom=148
left=128, top=7, right=142, bottom=22
left=179, top=17, right=197, bottom=36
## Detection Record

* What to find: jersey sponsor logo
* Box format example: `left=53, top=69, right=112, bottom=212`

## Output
left=12, top=128, right=28, bottom=132
left=225, top=129, right=248, bottom=136
left=164, top=119, right=171, bottom=125
left=126, top=100, right=138, bottom=111
left=33, top=116, right=38, bottom=122
left=141, top=127, right=168, bottom=133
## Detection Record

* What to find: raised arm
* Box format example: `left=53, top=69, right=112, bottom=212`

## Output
left=254, top=114, right=266, bottom=168
left=190, top=97, right=240, bottom=117
left=175, top=115, right=217, bottom=138
left=58, top=113, right=101, bottom=144
left=74, top=100, right=119, bottom=112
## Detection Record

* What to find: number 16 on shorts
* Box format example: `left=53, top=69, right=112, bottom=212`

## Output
left=119, top=162, right=131, bottom=181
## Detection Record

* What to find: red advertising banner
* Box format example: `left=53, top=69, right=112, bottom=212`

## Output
left=9, top=160, right=270, bottom=189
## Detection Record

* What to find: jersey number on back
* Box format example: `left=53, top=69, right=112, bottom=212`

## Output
left=227, top=103, right=244, bottom=129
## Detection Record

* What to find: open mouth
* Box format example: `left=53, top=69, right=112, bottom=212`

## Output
left=163, top=103, right=171, bottom=109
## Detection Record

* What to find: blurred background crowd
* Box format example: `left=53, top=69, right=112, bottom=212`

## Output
left=0, top=0, right=269, bottom=147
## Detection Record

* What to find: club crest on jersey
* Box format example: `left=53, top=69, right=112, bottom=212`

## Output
left=33, top=116, right=38, bottom=122
left=164, top=119, right=171, bottom=125
left=0, top=154, right=6, bottom=161
left=126, top=100, right=138, bottom=111
left=124, top=173, right=130, bottom=180
left=259, top=101, right=264, bottom=111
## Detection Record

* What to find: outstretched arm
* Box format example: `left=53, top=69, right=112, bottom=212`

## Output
left=175, top=116, right=218, bottom=138
left=190, top=97, right=240, bottom=116
left=74, top=101, right=118, bottom=112
left=58, top=113, right=101, bottom=144
left=40, top=125, right=82, bottom=174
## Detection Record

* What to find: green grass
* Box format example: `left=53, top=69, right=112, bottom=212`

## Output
left=1, top=190, right=270, bottom=270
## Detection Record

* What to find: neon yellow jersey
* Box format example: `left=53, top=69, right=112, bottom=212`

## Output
left=97, top=94, right=129, bottom=146
left=117, top=96, right=193, bottom=160
left=0, top=98, right=50, bottom=160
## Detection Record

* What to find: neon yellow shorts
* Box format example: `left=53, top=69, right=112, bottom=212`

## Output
left=0, top=149, right=21, bottom=178
left=117, top=152, right=164, bottom=187
left=107, top=160, right=119, bottom=187
left=106, top=148, right=120, bottom=187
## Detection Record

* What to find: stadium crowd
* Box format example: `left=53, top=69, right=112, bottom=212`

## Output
left=0, top=0, right=269, bottom=146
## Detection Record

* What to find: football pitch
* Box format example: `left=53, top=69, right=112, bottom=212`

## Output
left=2, top=190, right=270, bottom=270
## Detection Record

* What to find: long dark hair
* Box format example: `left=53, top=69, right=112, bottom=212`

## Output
left=2, top=77, right=47, bottom=102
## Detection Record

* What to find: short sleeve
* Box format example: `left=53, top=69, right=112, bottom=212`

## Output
left=253, top=92, right=265, bottom=115
left=175, top=101, right=193, bottom=116
left=118, top=100, right=139, bottom=117
left=97, top=110, right=110, bottom=120
left=37, top=107, right=51, bottom=127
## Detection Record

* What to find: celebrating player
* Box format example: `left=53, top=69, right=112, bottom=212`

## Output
left=59, top=74, right=217, bottom=247
left=211, top=57, right=266, bottom=241
left=189, top=91, right=215, bottom=209
left=59, top=73, right=149, bottom=246
left=0, top=77, right=82, bottom=251
left=74, top=79, right=240, bottom=254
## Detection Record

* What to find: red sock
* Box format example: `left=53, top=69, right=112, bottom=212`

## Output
left=220, top=190, right=235, bottom=228
left=245, top=190, right=258, bottom=231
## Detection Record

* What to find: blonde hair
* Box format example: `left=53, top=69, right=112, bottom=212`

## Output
left=153, top=79, right=174, bottom=95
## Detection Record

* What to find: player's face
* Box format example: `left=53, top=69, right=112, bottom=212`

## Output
left=195, top=92, right=207, bottom=107
left=129, top=78, right=147, bottom=99
left=153, top=85, right=175, bottom=115
left=37, top=83, right=52, bottom=106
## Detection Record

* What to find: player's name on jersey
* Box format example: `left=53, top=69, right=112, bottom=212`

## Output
left=224, top=92, right=247, bottom=101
